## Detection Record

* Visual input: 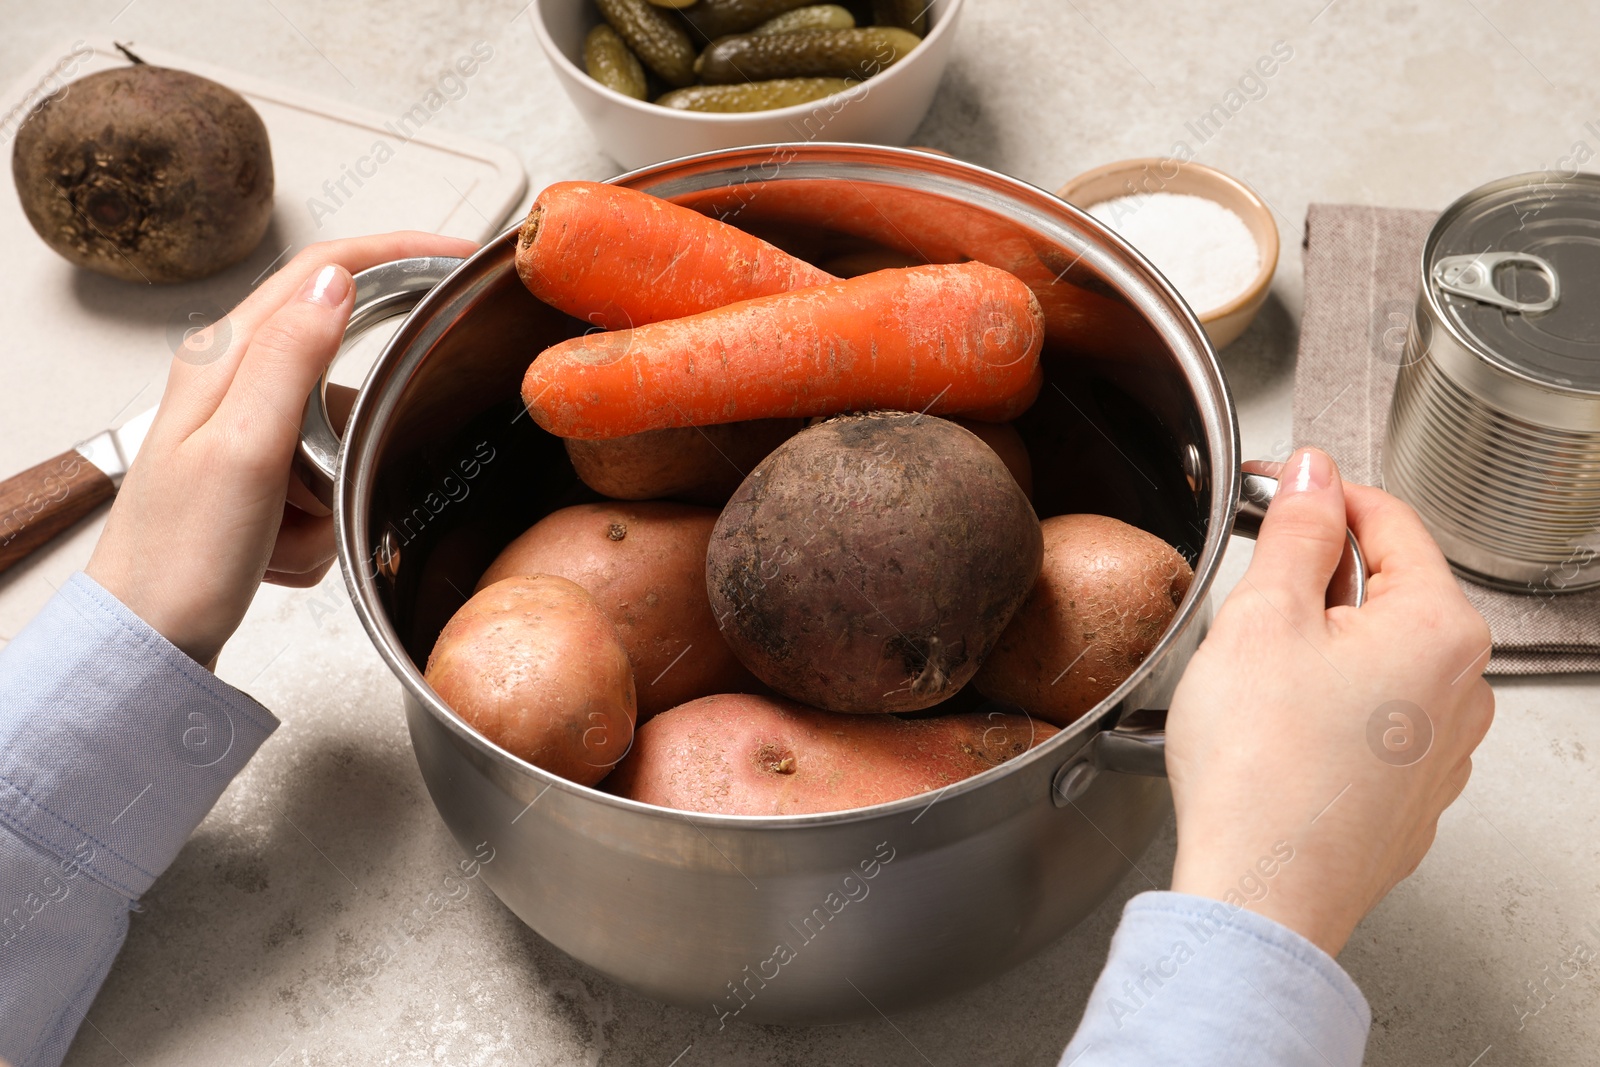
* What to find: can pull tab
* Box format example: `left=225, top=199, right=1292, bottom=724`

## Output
left=1432, top=252, right=1560, bottom=314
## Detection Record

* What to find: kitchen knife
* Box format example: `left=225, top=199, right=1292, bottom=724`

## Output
left=0, top=405, right=156, bottom=577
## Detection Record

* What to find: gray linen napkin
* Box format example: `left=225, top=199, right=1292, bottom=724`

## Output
left=1291, top=203, right=1600, bottom=676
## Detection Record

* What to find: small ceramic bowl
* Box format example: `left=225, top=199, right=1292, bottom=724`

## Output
left=533, top=0, right=966, bottom=170
left=1056, top=159, right=1279, bottom=349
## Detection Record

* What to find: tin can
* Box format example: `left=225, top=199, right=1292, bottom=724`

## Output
left=1384, top=171, right=1600, bottom=591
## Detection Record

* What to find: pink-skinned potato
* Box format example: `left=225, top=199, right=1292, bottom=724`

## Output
left=479, top=502, right=759, bottom=719
left=425, top=575, right=635, bottom=786
left=974, top=514, right=1193, bottom=726
left=607, top=693, right=1057, bottom=815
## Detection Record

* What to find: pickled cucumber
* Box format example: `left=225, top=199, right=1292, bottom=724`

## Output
left=584, top=24, right=649, bottom=99
left=677, top=0, right=818, bottom=39
left=656, top=77, right=856, bottom=111
left=754, top=4, right=856, bottom=33
left=595, top=0, right=697, bottom=87
left=872, top=0, right=928, bottom=36
left=694, top=27, right=922, bottom=85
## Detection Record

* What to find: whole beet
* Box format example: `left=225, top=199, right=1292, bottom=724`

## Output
left=706, top=412, right=1044, bottom=713
left=13, top=64, right=273, bottom=282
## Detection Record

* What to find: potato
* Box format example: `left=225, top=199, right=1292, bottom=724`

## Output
left=974, top=514, right=1194, bottom=726
left=425, top=576, right=635, bottom=785
left=479, top=502, right=758, bottom=719
left=707, top=412, right=1043, bottom=713
left=607, top=693, right=1057, bottom=814
left=949, top=417, right=1033, bottom=499
left=565, top=418, right=803, bottom=506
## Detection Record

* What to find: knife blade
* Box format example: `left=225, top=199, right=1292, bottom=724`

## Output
left=0, top=404, right=158, bottom=576
left=73, top=405, right=157, bottom=488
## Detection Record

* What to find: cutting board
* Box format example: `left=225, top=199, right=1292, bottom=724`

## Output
left=0, top=36, right=527, bottom=465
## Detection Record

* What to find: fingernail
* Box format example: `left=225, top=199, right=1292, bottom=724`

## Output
left=303, top=264, right=350, bottom=307
left=1283, top=448, right=1334, bottom=494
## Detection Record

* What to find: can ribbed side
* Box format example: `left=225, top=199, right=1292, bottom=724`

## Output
left=1385, top=350, right=1600, bottom=571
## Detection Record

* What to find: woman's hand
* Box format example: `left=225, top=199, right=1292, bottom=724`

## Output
left=1166, top=447, right=1494, bottom=956
left=86, top=232, right=477, bottom=667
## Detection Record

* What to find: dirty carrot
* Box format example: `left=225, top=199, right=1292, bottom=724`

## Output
left=521, top=262, right=1046, bottom=439
left=514, top=181, right=835, bottom=330
left=960, top=361, right=1044, bottom=422
left=704, top=177, right=1150, bottom=356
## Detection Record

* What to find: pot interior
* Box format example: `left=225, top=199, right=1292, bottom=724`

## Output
left=353, top=147, right=1231, bottom=735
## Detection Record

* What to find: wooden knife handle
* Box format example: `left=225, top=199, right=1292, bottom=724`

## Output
left=0, top=451, right=116, bottom=577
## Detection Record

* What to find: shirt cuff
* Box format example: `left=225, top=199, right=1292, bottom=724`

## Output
left=1061, top=891, right=1370, bottom=1067
left=0, top=572, right=278, bottom=899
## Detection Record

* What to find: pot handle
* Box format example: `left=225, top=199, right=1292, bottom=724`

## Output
left=1234, top=471, right=1367, bottom=609
left=296, top=256, right=465, bottom=508
left=1051, top=470, right=1369, bottom=804
left=1053, top=722, right=1167, bottom=805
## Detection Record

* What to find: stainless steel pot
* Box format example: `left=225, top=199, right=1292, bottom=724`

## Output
left=296, top=144, right=1364, bottom=1024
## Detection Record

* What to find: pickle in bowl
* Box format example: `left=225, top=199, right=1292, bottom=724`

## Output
left=656, top=77, right=857, bottom=112
left=754, top=4, right=857, bottom=34
left=872, top=0, right=928, bottom=35
left=695, top=26, right=922, bottom=85
left=678, top=0, right=818, bottom=39
left=595, top=0, right=697, bottom=87
left=584, top=24, right=649, bottom=99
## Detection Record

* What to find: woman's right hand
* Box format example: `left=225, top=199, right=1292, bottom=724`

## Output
left=1165, top=447, right=1494, bottom=956
left=85, top=232, right=477, bottom=668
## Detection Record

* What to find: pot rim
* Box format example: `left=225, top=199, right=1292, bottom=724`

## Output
left=334, top=143, right=1240, bottom=829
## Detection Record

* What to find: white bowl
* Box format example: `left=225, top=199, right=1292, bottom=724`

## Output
left=534, top=0, right=966, bottom=169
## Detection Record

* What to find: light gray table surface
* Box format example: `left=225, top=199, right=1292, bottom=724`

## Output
left=3, top=2, right=1598, bottom=1064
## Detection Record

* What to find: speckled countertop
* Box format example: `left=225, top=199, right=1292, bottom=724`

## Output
left=2, top=2, right=1598, bottom=1064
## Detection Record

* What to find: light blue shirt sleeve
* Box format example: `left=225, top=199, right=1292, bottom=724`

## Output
left=1061, top=891, right=1371, bottom=1066
left=0, top=572, right=277, bottom=1067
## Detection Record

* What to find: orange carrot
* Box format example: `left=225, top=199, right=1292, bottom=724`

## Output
left=514, top=181, right=835, bottom=331
left=670, top=180, right=1151, bottom=358
left=521, top=263, right=1045, bottom=440
left=961, top=361, right=1044, bottom=422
